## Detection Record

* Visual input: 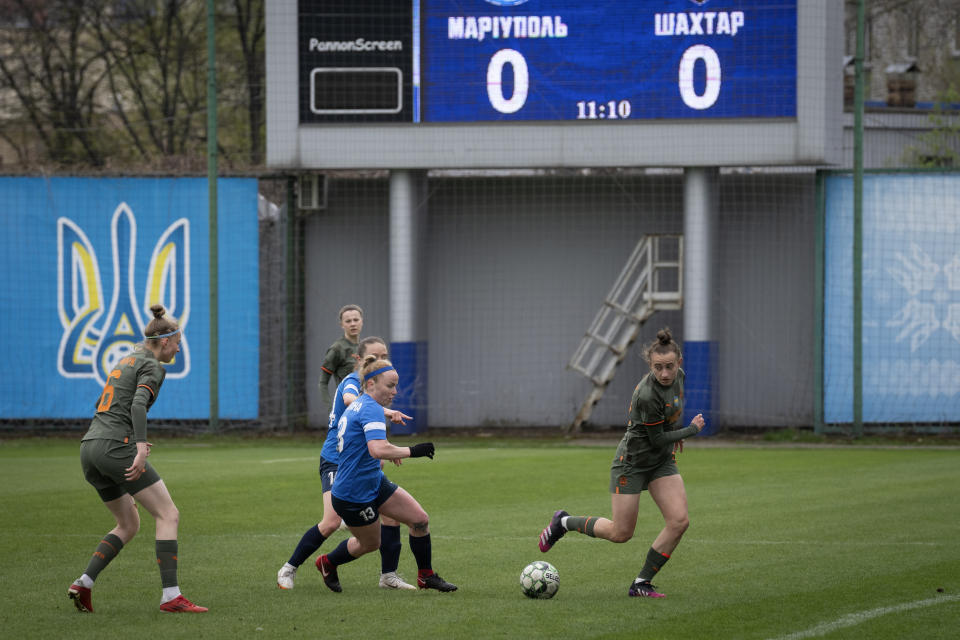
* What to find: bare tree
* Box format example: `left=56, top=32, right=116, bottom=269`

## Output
left=0, top=0, right=108, bottom=167
left=89, top=0, right=208, bottom=167
left=226, top=0, right=264, bottom=165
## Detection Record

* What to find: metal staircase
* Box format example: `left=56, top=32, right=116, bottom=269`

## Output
left=566, top=235, right=683, bottom=432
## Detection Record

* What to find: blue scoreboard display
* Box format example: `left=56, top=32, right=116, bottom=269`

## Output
left=422, top=0, right=797, bottom=122
left=276, top=0, right=834, bottom=168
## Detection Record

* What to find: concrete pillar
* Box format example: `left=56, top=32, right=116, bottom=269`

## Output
left=683, top=167, right=718, bottom=434
left=389, top=170, right=428, bottom=433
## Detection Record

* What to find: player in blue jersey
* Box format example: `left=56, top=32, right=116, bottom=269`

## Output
left=315, top=355, right=457, bottom=593
left=277, top=337, right=414, bottom=590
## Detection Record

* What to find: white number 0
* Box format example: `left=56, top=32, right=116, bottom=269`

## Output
left=487, top=49, right=528, bottom=114
left=486, top=45, right=721, bottom=116
left=678, top=44, right=721, bottom=110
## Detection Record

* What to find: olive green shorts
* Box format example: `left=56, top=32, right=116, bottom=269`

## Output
left=608, top=456, right=679, bottom=494
left=80, top=439, right=161, bottom=502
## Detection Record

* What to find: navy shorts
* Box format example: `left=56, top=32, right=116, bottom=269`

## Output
left=331, top=475, right=399, bottom=527
left=318, top=457, right=338, bottom=493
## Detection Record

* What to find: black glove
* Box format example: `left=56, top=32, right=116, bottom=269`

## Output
left=409, top=442, right=435, bottom=459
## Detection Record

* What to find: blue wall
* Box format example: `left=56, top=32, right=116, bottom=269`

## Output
left=0, top=177, right=259, bottom=419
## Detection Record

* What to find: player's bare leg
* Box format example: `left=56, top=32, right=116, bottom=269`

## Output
left=381, top=488, right=456, bottom=592
left=134, top=481, right=208, bottom=612
left=627, top=474, right=689, bottom=598
left=646, top=475, right=689, bottom=555
left=68, top=494, right=141, bottom=612
left=593, top=493, right=641, bottom=543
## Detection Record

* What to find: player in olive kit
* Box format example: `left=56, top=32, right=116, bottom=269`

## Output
left=318, top=304, right=364, bottom=415
left=68, top=304, right=207, bottom=613
left=538, top=328, right=704, bottom=598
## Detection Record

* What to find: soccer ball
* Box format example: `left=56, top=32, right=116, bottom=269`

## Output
left=520, top=561, right=559, bottom=599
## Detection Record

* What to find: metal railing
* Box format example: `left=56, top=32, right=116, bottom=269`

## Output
left=567, top=234, right=683, bottom=432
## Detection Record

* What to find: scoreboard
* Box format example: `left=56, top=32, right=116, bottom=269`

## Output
left=273, top=1, right=840, bottom=168
left=299, top=0, right=796, bottom=123
left=424, top=1, right=795, bottom=122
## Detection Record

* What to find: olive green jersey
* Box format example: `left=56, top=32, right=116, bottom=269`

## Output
left=321, top=336, right=359, bottom=383
left=616, top=369, right=698, bottom=472
left=82, top=349, right=166, bottom=443
left=319, top=336, right=359, bottom=410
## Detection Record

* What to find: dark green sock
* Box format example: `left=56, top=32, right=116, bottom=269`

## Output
left=155, top=540, right=179, bottom=588
left=563, top=516, right=598, bottom=537
left=83, top=533, right=124, bottom=581
left=637, top=547, right=670, bottom=581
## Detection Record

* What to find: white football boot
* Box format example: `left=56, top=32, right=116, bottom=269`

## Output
left=378, top=571, right=416, bottom=590
left=277, top=563, right=297, bottom=590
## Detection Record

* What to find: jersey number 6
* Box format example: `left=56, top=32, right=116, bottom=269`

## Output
left=96, top=369, right=122, bottom=412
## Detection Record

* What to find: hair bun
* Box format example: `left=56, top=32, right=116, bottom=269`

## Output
left=150, top=303, right=167, bottom=319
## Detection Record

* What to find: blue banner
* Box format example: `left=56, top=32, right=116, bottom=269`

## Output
left=389, top=340, right=427, bottom=434
left=423, top=0, right=796, bottom=122
left=683, top=340, right=717, bottom=435
left=823, top=173, right=960, bottom=423
left=0, top=177, right=259, bottom=420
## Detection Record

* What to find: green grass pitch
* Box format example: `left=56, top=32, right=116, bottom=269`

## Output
left=1, top=436, right=958, bottom=639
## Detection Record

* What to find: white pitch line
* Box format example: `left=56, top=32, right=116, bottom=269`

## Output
left=767, top=594, right=960, bottom=640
